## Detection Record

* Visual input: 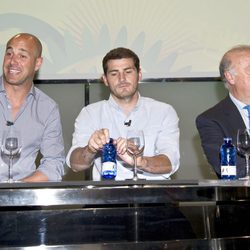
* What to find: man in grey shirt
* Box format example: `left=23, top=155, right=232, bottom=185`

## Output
left=0, top=33, right=65, bottom=182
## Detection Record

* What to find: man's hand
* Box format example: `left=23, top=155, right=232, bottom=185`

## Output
left=87, top=128, right=110, bottom=153
left=114, top=137, right=134, bottom=166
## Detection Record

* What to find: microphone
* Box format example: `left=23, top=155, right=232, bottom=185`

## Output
left=124, top=120, right=132, bottom=126
left=6, top=121, right=14, bottom=126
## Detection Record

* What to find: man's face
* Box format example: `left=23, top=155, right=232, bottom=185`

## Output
left=103, top=58, right=142, bottom=100
left=3, top=36, right=42, bottom=87
left=228, top=52, right=250, bottom=100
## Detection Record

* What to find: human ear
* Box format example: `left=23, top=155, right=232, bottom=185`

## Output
left=35, top=57, right=43, bottom=72
left=224, top=70, right=236, bottom=85
left=102, top=74, right=109, bottom=87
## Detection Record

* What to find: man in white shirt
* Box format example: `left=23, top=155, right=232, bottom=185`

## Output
left=67, top=47, right=179, bottom=180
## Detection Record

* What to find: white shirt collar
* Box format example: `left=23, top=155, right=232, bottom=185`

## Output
left=229, top=93, right=247, bottom=110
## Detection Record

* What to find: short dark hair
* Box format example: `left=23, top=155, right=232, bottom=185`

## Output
left=102, top=47, right=140, bottom=75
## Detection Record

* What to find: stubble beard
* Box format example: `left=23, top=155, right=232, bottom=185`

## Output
left=113, top=84, right=138, bottom=101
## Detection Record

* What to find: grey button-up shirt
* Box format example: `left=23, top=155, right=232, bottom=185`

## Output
left=0, top=77, right=65, bottom=181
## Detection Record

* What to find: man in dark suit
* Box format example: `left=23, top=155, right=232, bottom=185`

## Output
left=196, top=45, right=250, bottom=178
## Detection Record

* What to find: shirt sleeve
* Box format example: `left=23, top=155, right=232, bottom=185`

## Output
left=156, top=105, right=180, bottom=176
left=66, top=107, right=96, bottom=167
left=37, top=104, right=65, bottom=181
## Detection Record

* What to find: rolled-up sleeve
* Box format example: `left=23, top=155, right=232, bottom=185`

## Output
left=157, top=105, right=180, bottom=175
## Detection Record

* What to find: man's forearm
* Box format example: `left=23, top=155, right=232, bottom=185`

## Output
left=137, top=154, right=172, bottom=174
left=70, top=146, right=96, bottom=172
left=21, top=170, right=49, bottom=182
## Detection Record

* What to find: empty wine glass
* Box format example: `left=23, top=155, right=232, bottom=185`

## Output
left=1, top=129, right=22, bottom=183
left=126, top=130, right=145, bottom=181
left=237, top=129, right=250, bottom=180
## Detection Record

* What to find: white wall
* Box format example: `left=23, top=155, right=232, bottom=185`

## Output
left=1, top=0, right=250, bottom=79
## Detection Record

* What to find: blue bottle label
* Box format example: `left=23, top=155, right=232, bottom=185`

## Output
left=102, top=162, right=117, bottom=178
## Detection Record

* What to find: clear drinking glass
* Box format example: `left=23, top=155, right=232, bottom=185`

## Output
left=1, top=129, right=22, bottom=183
left=237, top=129, right=250, bottom=180
left=126, top=130, right=145, bottom=181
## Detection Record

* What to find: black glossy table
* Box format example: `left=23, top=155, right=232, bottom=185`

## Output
left=0, top=180, right=250, bottom=249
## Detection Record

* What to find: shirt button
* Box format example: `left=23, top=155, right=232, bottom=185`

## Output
left=7, top=105, right=11, bottom=109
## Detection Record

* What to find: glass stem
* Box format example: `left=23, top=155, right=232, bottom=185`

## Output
left=133, top=155, right=138, bottom=179
left=245, top=154, right=249, bottom=177
left=8, top=154, right=13, bottom=183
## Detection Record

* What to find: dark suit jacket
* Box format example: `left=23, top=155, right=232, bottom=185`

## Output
left=196, top=95, right=246, bottom=178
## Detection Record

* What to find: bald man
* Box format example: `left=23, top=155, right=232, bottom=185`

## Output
left=0, top=33, right=65, bottom=182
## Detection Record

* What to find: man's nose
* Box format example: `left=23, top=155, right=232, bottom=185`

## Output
left=119, top=72, right=125, bottom=82
left=9, top=54, right=18, bottom=65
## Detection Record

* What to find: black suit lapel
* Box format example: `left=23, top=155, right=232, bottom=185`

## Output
left=222, top=96, right=246, bottom=132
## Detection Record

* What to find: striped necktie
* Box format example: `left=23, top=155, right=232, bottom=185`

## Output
left=243, top=105, right=250, bottom=130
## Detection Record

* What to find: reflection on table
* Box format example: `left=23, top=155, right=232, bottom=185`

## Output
left=0, top=180, right=250, bottom=249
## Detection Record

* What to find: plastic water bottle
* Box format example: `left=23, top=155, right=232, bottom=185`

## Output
left=220, top=137, right=237, bottom=180
left=101, top=138, right=117, bottom=179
